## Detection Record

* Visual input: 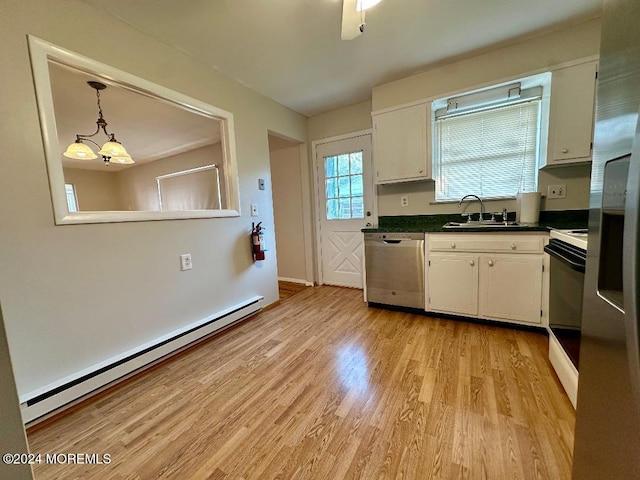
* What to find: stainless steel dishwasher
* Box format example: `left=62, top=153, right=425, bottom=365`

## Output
left=364, top=232, right=425, bottom=309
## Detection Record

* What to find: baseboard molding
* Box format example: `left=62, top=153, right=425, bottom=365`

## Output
left=21, top=296, right=263, bottom=424
left=278, top=277, right=313, bottom=286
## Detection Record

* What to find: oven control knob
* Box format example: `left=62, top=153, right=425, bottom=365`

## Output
left=488, top=260, right=494, bottom=266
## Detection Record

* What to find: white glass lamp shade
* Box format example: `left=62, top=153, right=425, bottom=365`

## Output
left=98, top=141, right=130, bottom=158
left=63, top=142, right=98, bottom=160
left=109, top=154, right=135, bottom=165
left=356, top=0, right=382, bottom=11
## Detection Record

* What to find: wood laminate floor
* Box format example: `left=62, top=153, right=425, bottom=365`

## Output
left=278, top=281, right=310, bottom=302
left=27, top=286, right=575, bottom=479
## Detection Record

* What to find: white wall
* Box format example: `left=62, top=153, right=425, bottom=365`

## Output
left=63, top=168, right=123, bottom=211
left=269, top=145, right=307, bottom=282
left=308, top=100, right=373, bottom=142
left=0, top=0, right=306, bottom=404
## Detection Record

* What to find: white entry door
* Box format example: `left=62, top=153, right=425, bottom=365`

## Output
left=315, top=134, right=375, bottom=288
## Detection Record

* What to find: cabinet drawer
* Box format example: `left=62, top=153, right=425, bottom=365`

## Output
left=428, top=233, right=546, bottom=254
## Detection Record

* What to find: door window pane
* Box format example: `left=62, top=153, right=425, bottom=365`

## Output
left=338, top=155, right=350, bottom=175
left=325, top=156, right=337, bottom=177
left=326, top=178, right=337, bottom=198
left=350, top=152, right=363, bottom=174
left=351, top=175, right=363, bottom=196
left=324, top=150, right=365, bottom=220
left=339, top=198, right=351, bottom=218
left=327, top=199, right=338, bottom=220
left=338, top=176, right=351, bottom=197
left=351, top=196, right=364, bottom=218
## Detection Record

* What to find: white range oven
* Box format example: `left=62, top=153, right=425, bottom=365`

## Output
left=544, top=228, right=588, bottom=407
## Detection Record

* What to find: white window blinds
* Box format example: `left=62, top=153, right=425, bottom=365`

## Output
left=434, top=100, right=540, bottom=202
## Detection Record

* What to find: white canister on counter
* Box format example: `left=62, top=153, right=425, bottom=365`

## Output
left=516, top=192, right=541, bottom=225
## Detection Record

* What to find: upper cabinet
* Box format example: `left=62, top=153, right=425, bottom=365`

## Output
left=542, top=60, right=598, bottom=168
left=372, top=102, right=432, bottom=184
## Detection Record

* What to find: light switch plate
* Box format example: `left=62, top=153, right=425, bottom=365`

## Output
left=251, top=203, right=259, bottom=216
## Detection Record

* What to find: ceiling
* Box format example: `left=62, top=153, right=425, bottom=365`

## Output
left=82, top=0, right=601, bottom=117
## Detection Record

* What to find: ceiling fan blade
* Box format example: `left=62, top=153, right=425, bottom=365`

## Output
left=341, top=0, right=363, bottom=40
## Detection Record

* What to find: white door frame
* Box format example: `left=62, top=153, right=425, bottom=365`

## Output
left=311, top=129, right=376, bottom=286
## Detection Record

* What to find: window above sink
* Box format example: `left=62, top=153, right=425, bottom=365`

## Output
left=432, top=72, right=551, bottom=203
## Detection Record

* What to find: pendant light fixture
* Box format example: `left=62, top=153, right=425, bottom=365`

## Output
left=63, top=81, right=134, bottom=165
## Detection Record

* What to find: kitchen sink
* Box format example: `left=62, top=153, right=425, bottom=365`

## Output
left=443, top=221, right=522, bottom=229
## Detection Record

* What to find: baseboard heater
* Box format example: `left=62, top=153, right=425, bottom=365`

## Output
left=21, top=295, right=263, bottom=424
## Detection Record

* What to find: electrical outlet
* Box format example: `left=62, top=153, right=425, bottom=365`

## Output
left=180, top=254, right=192, bottom=271
left=251, top=203, right=258, bottom=216
left=400, top=196, right=409, bottom=207
left=547, top=184, right=566, bottom=199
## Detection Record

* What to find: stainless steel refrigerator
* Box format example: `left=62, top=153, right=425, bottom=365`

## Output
left=572, top=0, right=640, bottom=478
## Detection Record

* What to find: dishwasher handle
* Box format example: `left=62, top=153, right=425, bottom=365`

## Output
left=382, top=239, right=402, bottom=244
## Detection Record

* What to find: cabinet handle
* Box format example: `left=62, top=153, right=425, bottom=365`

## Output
left=451, top=243, right=456, bottom=249
left=469, top=260, right=475, bottom=266
left=510, top=243, right=516, bottom=250
left=561, top=148, right=569, bottom=154
left=488, top=260, right=494, bottom=266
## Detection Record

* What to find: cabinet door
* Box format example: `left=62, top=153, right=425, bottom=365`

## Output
left=546, top=61, right=597, bottom=166
left=427, top=253, right=478, bottom=316
left=372, top=103, right=431, bottom=183
left=478, top=254, right=543, bottom=324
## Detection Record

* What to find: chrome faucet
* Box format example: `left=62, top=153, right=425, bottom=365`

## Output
left=502, top=208, right=508, bottom=224
left=458, top=194, right=484, bottom=222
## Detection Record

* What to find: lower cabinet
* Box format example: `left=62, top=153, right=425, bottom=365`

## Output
left=478, top=254, right=543, bottom=324
left=426, top=233, right=547, bottom=325
left=427, top=253, right=478, bottom=316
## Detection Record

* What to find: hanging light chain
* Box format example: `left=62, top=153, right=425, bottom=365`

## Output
left=96, top=88, right=104, bottom=120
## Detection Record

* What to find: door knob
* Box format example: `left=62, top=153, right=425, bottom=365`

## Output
left=488, top=260, right=494, bottom=266
left=510, top=243, right=516, bottom=250
left=469, top=260, right=475, bottom=266
left=451, top=243, right=456, bottom=249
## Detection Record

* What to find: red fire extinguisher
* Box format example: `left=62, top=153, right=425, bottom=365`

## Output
left=251, top=222, right=267, bottom=261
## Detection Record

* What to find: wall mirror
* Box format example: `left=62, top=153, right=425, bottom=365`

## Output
left=29, top=35, right=240, bottom=224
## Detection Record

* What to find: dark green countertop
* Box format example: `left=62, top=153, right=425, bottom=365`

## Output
left=361, top=209, right=589, bottom=233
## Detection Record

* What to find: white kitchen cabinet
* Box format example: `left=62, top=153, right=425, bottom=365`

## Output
left=427, top=253, right=478, bottom=316
left=426, top=233, right=547, bottom=326
left=478, top=254, right=543, bottom=324
left=372, top=102, right=431, bottom=183
left=543, top=60, right=598, bottom=168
